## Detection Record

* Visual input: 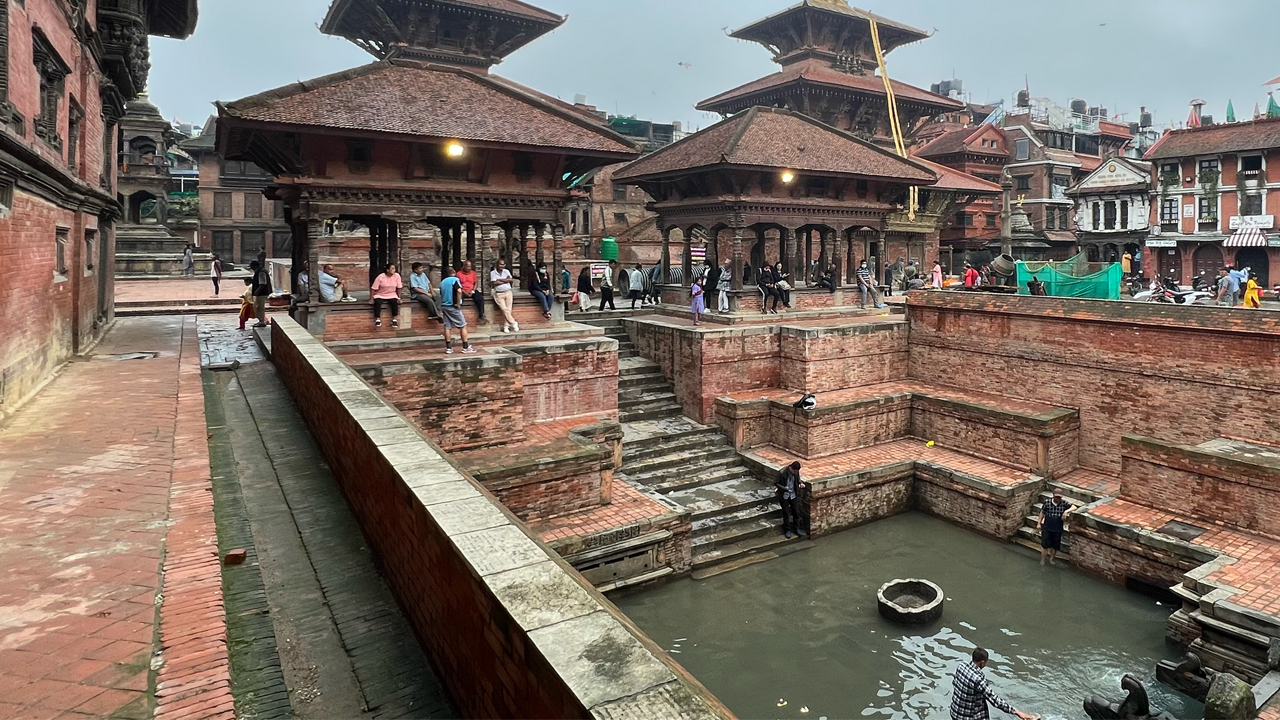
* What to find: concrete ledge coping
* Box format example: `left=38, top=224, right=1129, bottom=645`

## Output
left=505, top=337, right=620, bottom=355
left=269, top=317, right=729, bottom=720
left=778, top=320, right=907, bottom=339
left=913, top=392, right=1078, bottom=427
left=351, top=348, right=523, bottom=375
left=740, top=451, right=1038, bottom=499
left=916, top=461, right=1041, bottom=499
left=1122, top=434, right=1280, bottom=487
left=1076, top=506, right=1221, bottom=564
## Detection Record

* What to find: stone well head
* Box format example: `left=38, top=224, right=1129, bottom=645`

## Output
left=877, top=578, right=944, bottom=625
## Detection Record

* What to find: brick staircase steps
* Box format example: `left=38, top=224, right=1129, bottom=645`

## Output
left=633, top=461, right=745, bottom=494
left=691, top=530, right=802, bottom=571
left=116, top=298, right=241, bottom=308
left=116, top=304, right=241, bottom=317
left=1012, top=481, right=1112, bottom=560
left=679, top=479, right=778, bottom=523
left=619, top=357, right=661, bottom=377
left=622, top=445, right=737, bottom=477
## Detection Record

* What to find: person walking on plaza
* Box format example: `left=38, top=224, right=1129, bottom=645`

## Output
left=210, top=254, right=222, bottom=296
left=182, top=244, right=194, bottom=276
left=627, top=263, right=646, bottom=310
left=600, top=260, right=618, bottom=311
left=575, top=266, right=594, bottom=312
left=370, top=263, right=403, bottom=328
left=456, top=260, right=486, bottom=322
left=1216, top=267, right=1235, bottom=307
left=1037, top=486, right=1074, bottom=566
left=1229, top=265, right=1248, bottom=306
left=250, top=260, right=272, bottom=328
left=964, top=261, right=980, bottom=288
left=1245, top=271, right=1263, bottom=309
left=489, top=259, right=519, bottom=332
left=530, top=262, right=554, bottom=319
left=438, top=266, right=476, bottom=354
left=690, top=270, right=706, bottom=325
left=932, top=260, right=944, bottom=289
left=951, top=648, right=1037, bottom=720
left=409, top=263, right=442, bottom=322
left=775, top=461, right=808, bottom=539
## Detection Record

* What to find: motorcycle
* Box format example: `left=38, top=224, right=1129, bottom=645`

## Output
left=1159, top=287, right=1214, bottom=305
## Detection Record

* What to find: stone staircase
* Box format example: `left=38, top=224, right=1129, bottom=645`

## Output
left=115, top=297, right=241, bottom=317
left=1012, top=481, right=1110, bottom=561
left=595, top=316, right=801, bottom=577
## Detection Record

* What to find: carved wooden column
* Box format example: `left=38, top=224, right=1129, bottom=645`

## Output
left=792, top=227, right=804, bottom=287
left=731, top=227, right=744, bottom=291
left=551, top=224, right=564, bottom=296
left=660, top=225, right=671, bottom=286
left=478, top=224, right=498, bottom=295
left=834, top=231, right=847, bottom=288
left=306, top=218, right=323, bottom=304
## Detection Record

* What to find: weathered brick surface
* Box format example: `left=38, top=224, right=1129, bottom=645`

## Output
left=807, top=472, right=913, bottom=536
left=910, top=395, right=1079, bottom=476
left=270, top=319, right=730, bottom=720
left=914, top=465, right=1038, bottom=540
left=513, top=340, right=618, bottom=423
left=772, top=394, right=912, bottom=458
left=906, top=292, right=1280, bottom=474
left=1069, top=525, right=1196, bottom=588
left=779, top=322, right=908, bottom=392
left=315, top=295, right=557, bottom=342
left=1119, top=436, right=1280, bottom=537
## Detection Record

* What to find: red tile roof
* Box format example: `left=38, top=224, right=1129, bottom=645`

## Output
left=1097, top=120, right=1134, bottom=139
left=1075, top=153, right=1104, bottom=172
left=697, top=59, right=963, bottom=113
left=914, top=126, right=1005, bottom=159
left=1144, top=117, right=1280, bottom=160
left=219, top=61, right=638, bottom=156
left=910, top=157, right=1001, bottom=194
left=612, top=106, right=937, bottom=184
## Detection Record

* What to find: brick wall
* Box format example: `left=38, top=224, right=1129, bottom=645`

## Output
left=773, top=394, right=912, bottom=459
left=779, top=322, right=908, bottom=392
left=913, top=464, right=1039, bottom=539
left=269, top=318, right=731, bottom=720
left=807, top=470, right=913, bottom=536
left=910, top=395, right=1079, bottom=476
left=356, top=352, right=526, bottom=451
left=512, top=339, right=618, bottom=423
left=312, top=295, right=560, bottom=342
left=907, top=292, right=1280, bottom=474
left=1119, top=435, right=1280, bottom=537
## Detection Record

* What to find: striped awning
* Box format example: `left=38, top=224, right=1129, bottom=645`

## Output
left=1224, top=228, right=1269, bottom=247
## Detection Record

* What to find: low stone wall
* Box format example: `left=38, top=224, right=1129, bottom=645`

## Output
left=1119, top=435, right=1280, bottom=537
left=772, top=392, right=912, bottom=459
left=511, top=338, right=618, bottom=424
left=914, top=463, right=1041, bottom=540
left=805, top=463, right=914, bottom=536
left=714, top=397, right=771, bottom=450
left=910, top=393, right=1080, bottom=476
left=301, top=294, right=565, bottom=343
left=779, top=321, right=908, bottom=393
left=269, top=317, right=731, bottom=720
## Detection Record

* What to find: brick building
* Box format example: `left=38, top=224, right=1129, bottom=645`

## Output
left=1000, top=99, right=1134, bottom=258
left=181, top=118, right=292, bottom=267
left=0, top=0, right=196, bottom=415
left=912, top=124, right=1007, bottom=268
left=1143, top=117, right=1280, bottom=286
left=1066, top=156, right=1151, bottom=267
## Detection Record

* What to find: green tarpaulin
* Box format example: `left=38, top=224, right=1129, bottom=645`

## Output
left=1016, top=253, right=1121, bottom=300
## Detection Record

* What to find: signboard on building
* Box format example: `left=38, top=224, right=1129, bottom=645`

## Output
left=590, top=263, right=611, bottom=280
left=1146, top=239, right=1178, bottom=248
left=690, top=246, right=706, bottom=263
left=1229, top=215, right=1275, bottom=230
left=1182, top=204, right=1195, bottom=218
left=1269, top=237, right=1280, bottom=248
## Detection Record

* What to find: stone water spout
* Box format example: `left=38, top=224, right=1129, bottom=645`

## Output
left=1155, top=652, right=1216, bottom=703
left=1083, top=674, right=1177, bottom=720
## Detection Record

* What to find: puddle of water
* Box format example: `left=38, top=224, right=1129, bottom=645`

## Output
left=615, top=512, right=1201, bottom=720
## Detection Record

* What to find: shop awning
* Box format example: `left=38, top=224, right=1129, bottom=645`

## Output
left=1224, top=228, right=1269, bottom=247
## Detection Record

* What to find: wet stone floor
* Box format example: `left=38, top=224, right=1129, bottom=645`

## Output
left=616, top=512, right=1201, bottom=720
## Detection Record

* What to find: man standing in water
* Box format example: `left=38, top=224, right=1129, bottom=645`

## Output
left=1037, top=487, right=1073, bottom=566
left=951, top=648, right=1037, bottom=720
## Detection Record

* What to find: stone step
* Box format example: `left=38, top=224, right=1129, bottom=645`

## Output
left=619, top=404, right=683, bottom=424
left=115, top=304, right=240, bottom=317
left=621, top=423, right=721, bottom=452
left=1050, top=480, right=1111, bottom=505
left=117, top=298, right=241, bottom=308
left=692, top=514, right=786, bottom=552
left=619, top=373, right=665, bottom=390
left=619, top=391, right=678, bottom=411
left=692, top=532, right=806, bottom=572
left=1012, top=535, right=1073, bottom=563
left=670, top=477, right=777, bottom=522
left=630, top=461, right=745, bottom=494
left=622, top=445, right=737, bottom=477
left=1014, top=525, right=1073, bottom=555
left=692, top=502, right=781, bottom=535
left=1036, top=491, right=1094, bottom=509
left=619, top=358, right=661, bottom=376
left=622, top=431, right=729, bottom=464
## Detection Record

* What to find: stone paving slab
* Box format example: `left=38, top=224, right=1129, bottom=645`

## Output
left=754, top=438, right=1032, bottom=488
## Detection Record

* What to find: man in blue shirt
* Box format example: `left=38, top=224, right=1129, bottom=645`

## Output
left=1228, top=265, right=1248, bottom=306
left=408, top=263, right=441, bottom=322
left=437, top=267, right=476, bottom=355
left=1037, top=487, right=1073, bottom=566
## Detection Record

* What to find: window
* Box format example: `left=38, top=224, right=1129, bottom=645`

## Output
left=977, top=173, right=1000, bottom=183
left=1198, top=196, right=1217, bottom=223
left=211, top=231, right=233, bottom=258
left=243, top=192, right=262, bottom=219
left=55, top=227, right=68, bottom=278
left=1120, top=200, right=1130, bottom=230
left=855, top=179, right=869, bottom=198
left=67, top=102, right=82, bottom=172
left=570, top=209, right=578, bottom=233
left=1242, top=194, right=1264, bottom=216
left=1160, top=197, right=1180, bottom=230
left=612, top=185, right=628, bottom=202
left=32, top=30, right=69, bottom=152
left=1015, top=138, right=1030, bottom=161
left=1241, top=155, right=1263, bottom=176
left=1015, top=175, right=1031, bottom=191
left=213, top=192, right=232, bottom=218
left=346, top=140, right=373, bottom=173
left=240, top=231, right=265, bottom=263
left=272, top=231, right=292, bottom=256
left=955, top=212, right=973, bottom=227
left=613, top=212, right=629, bottom=227
left=985, top=213, right=997, bottom=228
left=513, top=152, right=534, bottom=183
left=418, top=143, right=471, bottom=181
left=1199, top=159, right=1220, bottom=175
left=1103, top=201, right=1117, bottom=230
left=805, top=177, right=829, bottom=197
left=84, top=229, right=96, bottom=272
left=1092, top=202, right=1101, bottom=229
left=1059, top=208, right=1069, bottom=230
left=1045, top=210, right=1055, bottom=230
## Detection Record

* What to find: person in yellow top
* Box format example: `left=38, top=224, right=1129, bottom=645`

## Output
left=1244, top=272, right=1262, bottom=308
left=1121, top=251, right=1133, bottom=277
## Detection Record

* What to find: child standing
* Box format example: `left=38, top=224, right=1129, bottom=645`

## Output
left=690, top=272, right=705, bottom=325
left=238, top=277, right=254, bottom=330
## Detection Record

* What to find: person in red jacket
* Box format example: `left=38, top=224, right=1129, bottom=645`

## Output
left=964, top=262, right=980, bottom=288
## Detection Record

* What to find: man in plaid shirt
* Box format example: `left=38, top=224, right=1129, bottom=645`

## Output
left=950, top=648, right=1036, bottom=720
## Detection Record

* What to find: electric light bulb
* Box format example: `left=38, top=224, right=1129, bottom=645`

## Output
left=446, top=142, right=466, bottom=158
left=781, top=171, right=795, bottom=184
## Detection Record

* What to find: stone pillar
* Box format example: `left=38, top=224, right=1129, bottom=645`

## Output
left=660, top=225, right=671, bottom=286
left=479, top=224, right=497, bottom=294
left=682, top=229, right=693, bottom=286
left=731, top=228, right=744, bottom=291
left=552, top=224, right=565, bottom=297
left=834, top=232, right=846, bottom=288
left=540, top=225, right=553, bottom=274
left=306, top=219, right=323, bottom=304
left=792, top=228, right=804, bottom=287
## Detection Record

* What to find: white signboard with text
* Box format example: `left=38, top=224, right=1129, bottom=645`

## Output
left=1229, top=215, right=1275, bottom=230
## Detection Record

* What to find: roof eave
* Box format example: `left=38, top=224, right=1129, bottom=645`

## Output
left=615, top=161, right=934, bottom=187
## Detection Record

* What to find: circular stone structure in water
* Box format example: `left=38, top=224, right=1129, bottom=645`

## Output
left=877, top=578, right=944, bottom=625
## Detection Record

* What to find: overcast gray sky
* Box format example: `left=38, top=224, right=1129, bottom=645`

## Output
left=149, top=0, right=1280, bottom=134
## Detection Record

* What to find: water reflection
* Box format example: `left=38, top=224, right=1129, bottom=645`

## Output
left=615, top=513, right=1202, bottom=720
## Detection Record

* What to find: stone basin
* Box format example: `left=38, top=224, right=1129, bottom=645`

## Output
left=877, top=578, right=944, bottom=625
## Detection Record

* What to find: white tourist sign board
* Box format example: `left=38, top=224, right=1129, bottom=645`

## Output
left=1229, top=215, right=1275, bottom=230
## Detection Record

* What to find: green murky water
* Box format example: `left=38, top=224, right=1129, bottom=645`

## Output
left=616, top=513, right=1201, bottom=720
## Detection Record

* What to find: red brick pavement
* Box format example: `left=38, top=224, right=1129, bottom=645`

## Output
left=1089, top=498, right=1280, bottom=617
left=533, top=481, right=675, bottom=544
left=115, top=279, right=230, bottom=304
left=0, top=317, right=231, bottom=720
left=754, top=438, right=1032, bottom=487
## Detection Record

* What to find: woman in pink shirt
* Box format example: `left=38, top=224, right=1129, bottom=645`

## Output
left=371, top=263, right=403, bottom=328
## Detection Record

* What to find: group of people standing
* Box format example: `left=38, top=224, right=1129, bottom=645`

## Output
left=1215, top=265, right=1263, bottom=308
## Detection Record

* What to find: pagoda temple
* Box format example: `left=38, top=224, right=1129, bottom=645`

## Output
left=217, top=0, right=639, bottom=336
left=698, top=0, right=962, bottom=144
